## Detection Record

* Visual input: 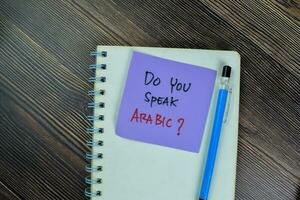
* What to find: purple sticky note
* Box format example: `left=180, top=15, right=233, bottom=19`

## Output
left=116, top=51, right=216, bottom=153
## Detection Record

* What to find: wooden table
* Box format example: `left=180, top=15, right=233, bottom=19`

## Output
left=0, top=1, right=299, bottom=199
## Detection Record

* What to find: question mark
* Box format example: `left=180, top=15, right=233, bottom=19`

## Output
left=177, top=118, right=185, bottom=135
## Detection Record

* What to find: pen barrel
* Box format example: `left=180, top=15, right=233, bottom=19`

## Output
left=200, top=89, right=228, bottom=200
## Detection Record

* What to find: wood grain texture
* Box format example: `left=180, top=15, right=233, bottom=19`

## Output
left=0, top=0, right=299, bottom=199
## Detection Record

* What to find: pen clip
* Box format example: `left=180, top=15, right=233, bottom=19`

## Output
left=223, top=87, right=232, bottom=123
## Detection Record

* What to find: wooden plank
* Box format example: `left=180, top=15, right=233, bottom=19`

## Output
left=0, top=18, right=87, bottom=199
left=0, top=182, right=21, bottom=200
left=201, top=0, right=300, bottom=75
left=236, top=137, right=299, bottom=199
left=0, top=0, right=158, bottom=80
left=0, top=0, right=299, bottom=199
left=272, top=0, right=300, bottom=21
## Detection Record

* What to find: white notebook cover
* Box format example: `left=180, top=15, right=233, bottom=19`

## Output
left=91, top=46, right=240, bottom=200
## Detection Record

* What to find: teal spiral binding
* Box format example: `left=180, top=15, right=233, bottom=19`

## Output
left=89, top=64, right=107, bottom=70
left=86, top=128, right=104, bottom=134
left=87, top=102, right=105, bottom=108
left=85, top=50, right=107, bottom=199
left=85, top=164, right=102, bottom=173
left=87, top=140, right=103, bottom=147
left=85, top=188, right=101, bottom=198
left=88, top=89, right=105, bottom=96
left=88, top=76, right=106, bottom=83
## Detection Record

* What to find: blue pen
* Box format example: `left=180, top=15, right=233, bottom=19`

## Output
left=199, top=65, right=232, bottom=200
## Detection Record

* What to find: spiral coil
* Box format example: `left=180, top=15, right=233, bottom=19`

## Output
left=85, top=50, right=107, bottom=198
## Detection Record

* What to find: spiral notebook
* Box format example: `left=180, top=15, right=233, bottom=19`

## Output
left=86, top=46, right=240, bottom=200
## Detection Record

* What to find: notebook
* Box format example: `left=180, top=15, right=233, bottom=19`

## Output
left=85, top=46, right=240, bottom=200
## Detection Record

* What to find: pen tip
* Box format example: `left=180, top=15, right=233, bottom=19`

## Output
left=222, top=65, right=231, bottom=78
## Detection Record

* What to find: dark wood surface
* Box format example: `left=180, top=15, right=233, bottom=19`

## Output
left=0, top=0, right=299, bottom=199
